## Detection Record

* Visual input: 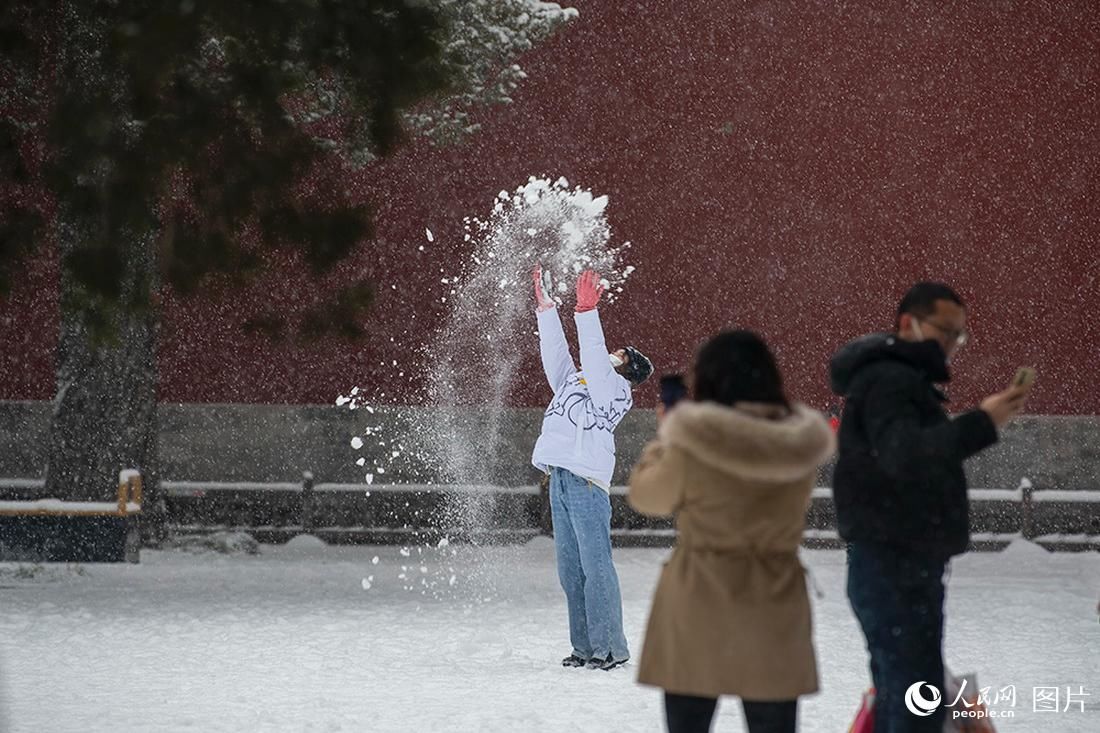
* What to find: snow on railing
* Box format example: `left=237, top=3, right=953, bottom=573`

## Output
left=0, top=470, right=142, bottom=516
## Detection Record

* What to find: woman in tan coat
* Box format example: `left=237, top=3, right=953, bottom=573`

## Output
left=629, top=331, right=835, bottom=733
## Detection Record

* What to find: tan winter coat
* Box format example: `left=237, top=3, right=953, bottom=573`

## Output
left=628, top=401, right=835, bottom=701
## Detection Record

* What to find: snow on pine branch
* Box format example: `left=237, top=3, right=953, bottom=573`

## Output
left=292, top=0, right=577, bottom=164
left=402, top=1, right=579, bottom=147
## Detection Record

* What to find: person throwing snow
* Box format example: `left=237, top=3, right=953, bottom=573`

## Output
left=531, top=266, right=653, bottom=671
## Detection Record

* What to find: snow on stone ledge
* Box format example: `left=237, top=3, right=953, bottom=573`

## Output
left=0, top=499, right=141, bottom=514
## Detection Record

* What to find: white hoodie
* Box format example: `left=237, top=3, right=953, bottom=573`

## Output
left=531, top=307, right=633, bottom=491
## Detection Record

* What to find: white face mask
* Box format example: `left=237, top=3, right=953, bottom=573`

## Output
left=609, top=353, right=625, bottom=368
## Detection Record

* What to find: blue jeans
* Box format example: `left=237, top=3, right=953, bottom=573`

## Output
left=847, top=541, right=947, bottom=733
left=549, top=466, right=629, bottom=661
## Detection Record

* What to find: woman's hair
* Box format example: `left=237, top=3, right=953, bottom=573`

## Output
left=692, top=330, right=790, bottom=409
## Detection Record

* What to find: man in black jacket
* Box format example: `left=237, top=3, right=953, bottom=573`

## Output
left=830, top=282, right=1030, bottom=732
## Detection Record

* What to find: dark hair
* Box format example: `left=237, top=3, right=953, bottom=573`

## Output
left=895, top=282, right=964, bottom=330
left=692, top=331, right=789, bottom=409
left=621, top=346, right=653, bottom=386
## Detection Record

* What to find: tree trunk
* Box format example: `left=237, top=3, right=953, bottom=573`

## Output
left=42, top=2, right=165, bottom=540
left=44, top=215, right=163, bottom=538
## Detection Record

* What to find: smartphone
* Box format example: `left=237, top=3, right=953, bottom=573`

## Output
left=659, top=374, right=687, bottom=409
left=1012, top=366, right=1037, bottom=389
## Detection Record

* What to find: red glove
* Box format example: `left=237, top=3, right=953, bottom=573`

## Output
left=533, top=264, right=555, bottom=312
left=574, top=270, right=605, bottom=313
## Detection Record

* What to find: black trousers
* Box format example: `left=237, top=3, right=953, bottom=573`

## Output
left=664, top=692, right=797, bottom=733
left=847, top=541, right=947, bottom=733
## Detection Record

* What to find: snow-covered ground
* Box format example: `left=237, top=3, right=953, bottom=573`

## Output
left=1, top=537, right=1096, bottom=732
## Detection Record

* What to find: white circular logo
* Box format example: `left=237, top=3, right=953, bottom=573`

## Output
left=905, top=682, right=942, bottom=716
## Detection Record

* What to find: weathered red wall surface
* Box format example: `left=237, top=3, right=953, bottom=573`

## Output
left=2, top=1, right=1098, bottom=412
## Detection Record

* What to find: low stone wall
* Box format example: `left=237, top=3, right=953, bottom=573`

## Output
left=2, top=401, right=1098, bottom=491
left=152, top=482, right=1099, bottom=551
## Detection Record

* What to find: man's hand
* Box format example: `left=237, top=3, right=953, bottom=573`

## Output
left=533, top=264, right=555, bottom=312
left=574, top=270, right=605, bottom=313
left=980, top=384, right=1031, bottom=428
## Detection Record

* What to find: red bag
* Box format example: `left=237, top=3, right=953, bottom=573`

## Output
left=847, top=673, right=997, bottom=733
left=848, top=688, right=875, bottom=733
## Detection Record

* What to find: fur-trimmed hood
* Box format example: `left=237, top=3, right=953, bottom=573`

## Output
left=658, top=401, right=835, bottom=483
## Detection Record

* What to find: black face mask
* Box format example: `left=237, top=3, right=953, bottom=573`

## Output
left=893, top=337, right=951, bottom=383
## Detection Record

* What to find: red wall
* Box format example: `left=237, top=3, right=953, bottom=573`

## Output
left=2, top=1, right=1098, bottom=413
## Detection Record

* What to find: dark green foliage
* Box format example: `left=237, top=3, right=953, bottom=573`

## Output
left=1, top=0, right=454, bottom=340
left=0, top=210, right=45, bottom=298
left=0, top=1, right=575, bottom=508
left=300, top=279, right=376, bottom=341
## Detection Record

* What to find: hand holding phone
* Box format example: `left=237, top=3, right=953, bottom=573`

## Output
left=1011, top=366, right=1036, bottom=389
left=659, top=374, right=687, bottom=409
left=981, top=367, right=1035, bottom=428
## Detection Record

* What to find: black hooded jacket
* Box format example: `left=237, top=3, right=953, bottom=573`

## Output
left=829, top=333, right=999, bottom=558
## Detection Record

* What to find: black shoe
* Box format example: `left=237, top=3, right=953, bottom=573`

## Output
left=585, top=653, right=629, bottom=671
left=561, top=654, right=587, bottom=668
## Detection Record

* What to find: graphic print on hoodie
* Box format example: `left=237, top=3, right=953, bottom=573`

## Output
left=531, top=308, right=632, bottom=490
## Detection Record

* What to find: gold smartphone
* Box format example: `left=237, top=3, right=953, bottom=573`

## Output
left=1012, top=366, right=1037, bottom=389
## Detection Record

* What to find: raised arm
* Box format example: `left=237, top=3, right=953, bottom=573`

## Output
left=537, top=308, right=577, bottom=392
left=574, top=309, right=625, bottom=410
left=534, top=265, right=576, bottom=392
left=573, top=271, right=626, bottom=410
left=862, top=368, right=998, bottom=478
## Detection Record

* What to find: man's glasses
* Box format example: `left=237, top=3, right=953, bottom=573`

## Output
left=916, top=318, right=968, bottom=347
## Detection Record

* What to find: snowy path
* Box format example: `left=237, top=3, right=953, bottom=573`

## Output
left=1, top=538, right=1096, bottom=732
